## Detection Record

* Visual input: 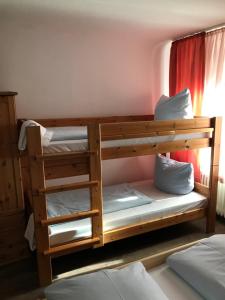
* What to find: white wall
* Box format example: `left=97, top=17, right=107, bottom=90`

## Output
left=151, top=41, right=171, bottom=110
left=0, top=13, right=153, bottom=118
left=0, top=11, right=170, bottom=185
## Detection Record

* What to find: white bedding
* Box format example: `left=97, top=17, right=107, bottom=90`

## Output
left=43, top=132, right=210, bottom=153
left=25, top=180, right=207, bottom=249
left=47, top=183, right=152, bottom=217
left=167, top=235, right=225, bottom=300
left=150, top=264, right=203, bottom=300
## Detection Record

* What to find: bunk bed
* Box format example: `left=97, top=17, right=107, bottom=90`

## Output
left=20, top=115, right=221, bottom=287
left=1, top=93, right=221, bottom=286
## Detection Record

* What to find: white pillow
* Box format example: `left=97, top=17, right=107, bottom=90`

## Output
left=45, top=262, right=169, bottom=300
left=48, top=126, right=87, bottom=141
left=154, top=88, right=193, bottom=120
left=154, top=154, right=194, bottom=195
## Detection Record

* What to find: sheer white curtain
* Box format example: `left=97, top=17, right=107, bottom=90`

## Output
left=200, top=28, right=225, bottom=216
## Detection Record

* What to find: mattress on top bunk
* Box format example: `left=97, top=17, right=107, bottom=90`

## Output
left=31, top=180, right=206, bottom=247
left=43, top=132, right=210, bottom=153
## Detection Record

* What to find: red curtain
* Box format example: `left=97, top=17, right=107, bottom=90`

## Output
left=169, top=33, right=206, bottom=182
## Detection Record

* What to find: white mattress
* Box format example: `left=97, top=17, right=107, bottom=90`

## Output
left=149, top=264, right=203, bottom=300
left=43, top=132, right=210, bottom=153
left=25, top=180, right=206, bottom=247
left=47, top=183, right=152, bottom=217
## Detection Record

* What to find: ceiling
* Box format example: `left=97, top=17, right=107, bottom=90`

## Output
left=1, top=0, right=225, bottom=42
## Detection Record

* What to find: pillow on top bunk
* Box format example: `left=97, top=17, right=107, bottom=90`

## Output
left=45, top=262, right=169, bottom=300
left=154, top=88, right=193, bottom=120
left=167, top=234, right=225, bottom=300
left=48, top=126, right=88, bottom=141
left=154, top=154, right=194, bottom=195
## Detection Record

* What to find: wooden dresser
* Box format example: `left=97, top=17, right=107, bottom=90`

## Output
left=0, top=92, right=29, bottom=265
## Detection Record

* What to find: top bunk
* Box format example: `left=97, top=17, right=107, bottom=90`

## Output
left=18, top=115, right=221, bottom=181
left=18, top=115, right=217, bottom=160
left=17, top=87, right=221, bottom=164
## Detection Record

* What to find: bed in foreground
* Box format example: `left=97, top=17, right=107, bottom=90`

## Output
left=45, top=235, right=225, bottom=300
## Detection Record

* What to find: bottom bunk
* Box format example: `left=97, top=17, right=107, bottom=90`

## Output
left=25, top=180, right=207, bottom=249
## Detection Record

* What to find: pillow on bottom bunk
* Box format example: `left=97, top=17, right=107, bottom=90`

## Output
left=167, top=234, right=225, bottom=300
left=45, top=262, right=169, bottom=300
left=154, top=154, right=194, bottom=195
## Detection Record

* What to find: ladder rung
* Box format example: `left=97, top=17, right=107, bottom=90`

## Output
left=43, top=237, right=100, bottom=256
left=38, top=180, right=98, bottom=194
left=41, top=209, right=99, bottom=226
left=37, top=150, right=94, bottom=161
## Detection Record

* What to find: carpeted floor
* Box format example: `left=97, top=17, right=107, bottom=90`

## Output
left=1, top=217, right=225, bottom=300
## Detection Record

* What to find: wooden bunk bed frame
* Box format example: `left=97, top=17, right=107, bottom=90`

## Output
left=2, top=93, right=221, bottom=286
left=23, top=115, right=221, bottom=287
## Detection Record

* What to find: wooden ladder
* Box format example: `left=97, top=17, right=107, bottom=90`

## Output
left=26, top=123, right=103, bottom=286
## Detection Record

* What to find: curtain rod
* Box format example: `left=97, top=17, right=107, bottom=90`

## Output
left=174, top=22, right=225, bottom=41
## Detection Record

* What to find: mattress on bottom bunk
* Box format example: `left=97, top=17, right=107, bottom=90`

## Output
left=24, top=180, right=207, bottom=249
left=43, top=132, right=210, bottom=153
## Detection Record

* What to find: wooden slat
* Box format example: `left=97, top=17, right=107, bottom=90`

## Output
left=101, top=118, right=211, bottom=138
left=104, top=208, right=206, bottom=244
left=38, top=180, right=98, bottom=194
left=102, top=138, right=211, bottom=160
left=207, top=116, right=222, bottom=233
left=102, top=127, right=213, bottom=141
left=41, top=209, right=99, bottom=226
left=21, top=155, right=89, bottom=180
left=194, top=181, right=209, bottom=198
left=27, top=126, right=52, bottom=286
left=44, top=161, right=89, bottom=179
left=29, top=115, right=154, bottom=127
left=88, top=124, right=104, bottom=246
left=39, top=151, right=93, bottom=161
left=44, top=237, right=100, bottom=256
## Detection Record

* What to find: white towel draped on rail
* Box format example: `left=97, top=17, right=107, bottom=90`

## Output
left=18, top=120, right=53, bottom=150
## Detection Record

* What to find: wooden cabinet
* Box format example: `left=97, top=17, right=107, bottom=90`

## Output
left=0, top=92, right=28, bottom=265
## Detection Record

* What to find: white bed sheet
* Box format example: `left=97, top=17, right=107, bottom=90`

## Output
left=25, top=180, right=206, bottom=248
left=43, top=132, right=210, bottom=153
left=149, top=264, right=203, bottom=300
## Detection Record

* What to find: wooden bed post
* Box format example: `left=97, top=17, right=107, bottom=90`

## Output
left=26, top=127, right=52, bottom=286
left=206, top=116, right=222, bottom=233
left=88, top=124, right=104, bottom=246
